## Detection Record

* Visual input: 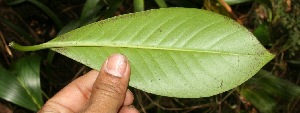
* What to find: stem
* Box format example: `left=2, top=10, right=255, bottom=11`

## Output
left=9, top=42, right=49, bottom=51
left=154, top=0, right=168, bottom=8
left=218, top=0, right=242, bottom=24
left=133, top=0, right=144, bottom=12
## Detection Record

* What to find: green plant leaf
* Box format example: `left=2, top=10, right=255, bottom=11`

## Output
left=9, top=8, right=274, bottom=98
left=240, top=87, right=276, bottom=113
left=241, top=70, right=300, bottom=112
left=80, top=0, right=103, bottom=21
left=0, top=55, right=43, bottom=111
left=254, top=23, right=270, bottom=46
left=244, top=70, right=300, bottom=101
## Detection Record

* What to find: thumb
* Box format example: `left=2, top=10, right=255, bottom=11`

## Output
left=82, top=54, right=130, bottom=113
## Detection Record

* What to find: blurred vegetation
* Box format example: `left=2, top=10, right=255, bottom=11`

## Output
left=0, top=0, right=299, bottom=113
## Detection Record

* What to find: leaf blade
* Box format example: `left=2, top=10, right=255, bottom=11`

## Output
left=52, top=46, right=273, bottom=97
left=11, top=8, right=274, bottom=98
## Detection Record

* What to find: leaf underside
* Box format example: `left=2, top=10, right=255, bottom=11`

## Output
left=13, top=8, right=274, bottom=98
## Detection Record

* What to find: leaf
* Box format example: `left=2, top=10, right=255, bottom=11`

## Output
left=0, top=55, right=43, bottom=111
left=80, top=0, right=104, bottom=21
left=244, top=70, right=300, bottom=101
left=254, top=23, right=270, bottom=46
left=9, top=8, right=274, bottom=98
left=240, top=87, right=276, bottom=113
left=241, top=70, right=300, bottom=112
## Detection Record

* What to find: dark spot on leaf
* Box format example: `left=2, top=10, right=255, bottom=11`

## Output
left=53, top=48, right=67, bottom=54
left=59, top=33, right=71, bottom=41
left=158, top=29, right=162, bottom=32
left=219, top=80, right=223, bottom=88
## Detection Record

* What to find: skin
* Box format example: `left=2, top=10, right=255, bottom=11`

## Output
left=39, top=54, right=139, bottom=113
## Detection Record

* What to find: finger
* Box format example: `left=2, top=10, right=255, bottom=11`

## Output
left=39, top=70, right=99, bottom=113
left=82, top=54, right=131, bottom=113
left=119, top=105, right=140, bottom=113
left=123, top=89, right=134, bottom=106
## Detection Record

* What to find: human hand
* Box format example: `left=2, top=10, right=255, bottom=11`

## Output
left=39, top=54, right=139, bottom=113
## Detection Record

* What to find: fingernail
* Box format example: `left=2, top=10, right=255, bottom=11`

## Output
left=105, top=54, right=128, bottom=77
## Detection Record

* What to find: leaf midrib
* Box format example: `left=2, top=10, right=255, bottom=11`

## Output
left=43, top=42, right=270, bottom=56
left=10, top=41, right=269, bottom=56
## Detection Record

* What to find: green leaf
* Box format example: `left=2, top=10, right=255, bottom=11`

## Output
left=240, top=87, right=276, bottom=113
left=58, top=0, right=105, bottom=35
left=245, top=70, right=300, bottom=101
left=241, top=70, right=300, bottom=112
left=254, top=23, right=270, bottom=46
left=9, top=8, right=274, bottom=98
left=102, top=0, right=124, bottom=18
left=0, top=55, right=43, bottom=111
left=80, top=0, right=103, bottom=21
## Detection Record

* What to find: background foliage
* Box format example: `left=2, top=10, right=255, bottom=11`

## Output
left=0, top=0, right=299, bottom=112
